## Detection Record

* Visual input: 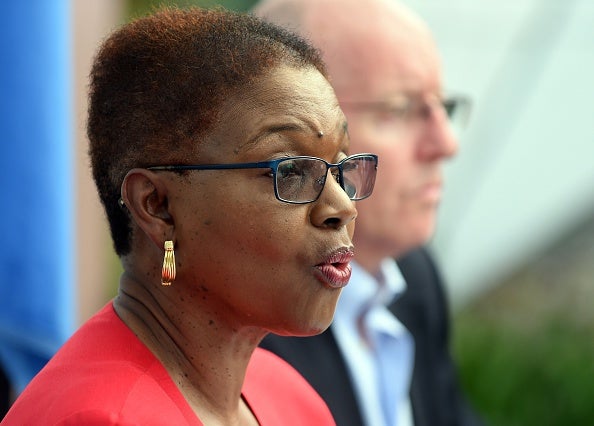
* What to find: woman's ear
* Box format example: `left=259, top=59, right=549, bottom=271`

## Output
left=120, top=168, right=173, bottom=247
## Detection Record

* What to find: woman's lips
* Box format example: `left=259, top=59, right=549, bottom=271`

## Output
left=314, top=247, right=355, bottom=289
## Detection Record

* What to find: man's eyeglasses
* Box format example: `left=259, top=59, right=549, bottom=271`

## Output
left=341, top=93, right=472, bottom=131
left=148, top=153, right=378, bottom=204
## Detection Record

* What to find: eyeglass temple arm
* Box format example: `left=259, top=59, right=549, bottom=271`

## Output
left=147, top=162, right=276, bottom=171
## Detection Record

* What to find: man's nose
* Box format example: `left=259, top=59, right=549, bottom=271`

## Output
left=416, top=113, right=459, bottom=161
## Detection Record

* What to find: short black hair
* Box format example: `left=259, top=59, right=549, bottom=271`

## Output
left=87, top=7, right=327, bottom=256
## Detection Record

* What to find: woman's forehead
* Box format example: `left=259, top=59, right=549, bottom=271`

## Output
left=207, top=65, right=345, bottom=155
left=233, top=65, right=337, bottom=113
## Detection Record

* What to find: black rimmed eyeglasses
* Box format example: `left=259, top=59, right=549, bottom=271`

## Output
left=148, top=153, right=378, bottom=204
left=341, top=94, right=472, bottom=130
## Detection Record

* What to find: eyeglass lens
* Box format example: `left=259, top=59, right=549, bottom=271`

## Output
left=275, top=155, right=377, bottom=203
left=443, top=96, right=471, bottom=128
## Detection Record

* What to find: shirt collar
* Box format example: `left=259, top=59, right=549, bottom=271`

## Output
left=336, top=258, right=407, bottom=323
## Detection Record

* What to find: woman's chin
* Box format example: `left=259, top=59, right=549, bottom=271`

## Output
left=270, top=317, right=334, bottom=338
left=297, top=317, right=335, bottom=336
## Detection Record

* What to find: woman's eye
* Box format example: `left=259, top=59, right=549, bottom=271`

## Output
left=277, top=161, right=305, bottom=179
left=342, top=162, right=357, bottom=173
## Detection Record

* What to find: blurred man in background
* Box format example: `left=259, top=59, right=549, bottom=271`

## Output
left=253, top=0, right=481, bottom=425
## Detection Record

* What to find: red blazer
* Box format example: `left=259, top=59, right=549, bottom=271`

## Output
left=3, top=303, right=335, bottom=426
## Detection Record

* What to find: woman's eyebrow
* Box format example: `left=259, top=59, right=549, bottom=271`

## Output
left=236, top=123, right=310, bottom=153
left=338, top=120, right=350, bottom=151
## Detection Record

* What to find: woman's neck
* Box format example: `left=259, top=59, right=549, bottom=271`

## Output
left=114, top=272, right=263, bottom=425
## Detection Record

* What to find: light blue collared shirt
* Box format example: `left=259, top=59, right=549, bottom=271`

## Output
left=333, top=259, right=415, bottom=426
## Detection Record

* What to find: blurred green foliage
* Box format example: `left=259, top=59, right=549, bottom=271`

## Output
left=454, top=218, right=594, bottom=426
left=128, top=0, right=258, bottom=18
left=454, top=309, right=594, bottom=426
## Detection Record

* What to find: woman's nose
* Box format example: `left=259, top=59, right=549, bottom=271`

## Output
left=310, top=171, right=357, bottom=229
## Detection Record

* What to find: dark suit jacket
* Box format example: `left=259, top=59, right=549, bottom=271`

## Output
left=260, top=248, right=482, bottom=426
left=1, top=364, right=10, bottom=418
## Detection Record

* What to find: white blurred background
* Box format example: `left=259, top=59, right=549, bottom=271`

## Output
left=399, top=0, right=594, bottom=307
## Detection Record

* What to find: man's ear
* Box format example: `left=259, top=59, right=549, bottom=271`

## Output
left=120, top=168, right=173, bottom=247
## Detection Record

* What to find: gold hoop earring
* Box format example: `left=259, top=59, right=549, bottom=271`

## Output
left=162, top=240, right=176, bottom=286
